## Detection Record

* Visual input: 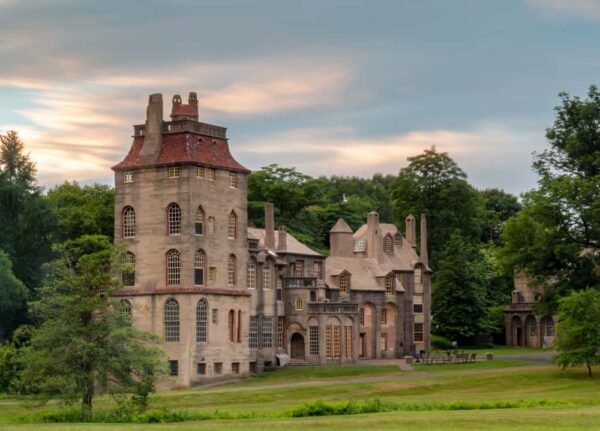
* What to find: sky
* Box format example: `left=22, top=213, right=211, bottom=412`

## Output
left=1, top=0, right=600, bottom=194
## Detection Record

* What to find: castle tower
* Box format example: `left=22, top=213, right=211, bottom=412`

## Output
left=112, top=92, right=251, bottom=387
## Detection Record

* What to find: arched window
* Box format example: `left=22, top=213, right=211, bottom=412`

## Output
left=384, top=235, right=394, bottom=254
left=164, top=298, right=180, bottom=342
left=295, top=297, right=304, bottom=311
left=247, top=258, right=257, bottom=289
left=194, top=249, right=206, bottom=286
left=196, top=299, right=208, bottom=343
left=263, top=259, right=273, bottom=290
left=195, top=206, right=205, bottom=235
left=385, top=275, right=393, bottom=295
left=122, top=252, right=135, bottom=286
left=414, top=266, right=422, bottom=285
left=394, top=232, right=402, bottom=246
left=544, top=317, right=554, bottom=337
left=228, top=309, right=235, bottom=342
left=227, top=211, right=237, bottom=239
left=122, top=206, right=136, bottom=238
left=237, top=310, right=242, bottom=342
left=227, top=254, right=236, bottom=286
left=167, top=203, right=182, bottom=235
left=120, top=299, right=132, bottom=322
left=166, top=249, right=181, bottom=286
left=339, top=273, right=349, bottom=294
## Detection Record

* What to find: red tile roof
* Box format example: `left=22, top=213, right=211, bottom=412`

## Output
left=112, top=133, right=250, bottom=173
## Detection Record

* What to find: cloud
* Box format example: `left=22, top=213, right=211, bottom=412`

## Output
left=525, top=0, right=600, bottom=18
left=235, top=124, right=544, bottom=192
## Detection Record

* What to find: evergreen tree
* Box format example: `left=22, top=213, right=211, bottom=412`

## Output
left=17, top=235, right=166, bottom=417
left=0, top=250, right=28, bottom=342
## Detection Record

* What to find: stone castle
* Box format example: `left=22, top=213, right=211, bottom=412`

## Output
left=112, top=92, right=431, bottom=386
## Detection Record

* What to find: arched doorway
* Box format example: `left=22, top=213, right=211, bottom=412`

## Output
left=511, top=315, right=523, bottom=346
left=290, top=333, right=305, bottom=359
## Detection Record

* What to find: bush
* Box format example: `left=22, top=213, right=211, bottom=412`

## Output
left=431, top=335, right=453, bottom=351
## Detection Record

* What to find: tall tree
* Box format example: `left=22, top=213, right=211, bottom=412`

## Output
left=479, top=188, right=521, bottom=244
left=46, top=182, right=115, bottom=243
left=555, top=288, right=600, bottom=377
left=431, top=232, right=488, bottom=343
left=392, top=146, right=482, bottom=269
left=0, top=131, right=37, bottom=188
left=0, top=250, right=28, bottom=342
left=17, top=236, right=166, bottom=417
left=499, top=85, right=600, bottom=312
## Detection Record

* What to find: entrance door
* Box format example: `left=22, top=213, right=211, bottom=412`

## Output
left=290, top=333, right=305, bottom=359
left=359, top=333, right=366, bottom=358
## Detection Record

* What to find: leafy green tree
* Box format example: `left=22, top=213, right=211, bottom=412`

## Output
left=479, top=188, right=521, bottom=244
left=499, top=85, right=600, bottom=313
left=392, top=147, right=482, bottom=270
left=17, top=235, right=166, bottom=417
left=555, top=288, right=600, bottom=377
left=0, top=250, right=28, bottom=342
left=46, top=182, right=115, bottom=243
left=432, top=232, right=488, bottom=343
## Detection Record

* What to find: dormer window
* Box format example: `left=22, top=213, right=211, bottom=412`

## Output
left=385, top=275, right=394, bottom=295
left=394, top=232, right=402, bottom=246
left=354, top=238, right=367, bottom=252
left=168, top=166, right=180, bottom=179
left=124, top=171, right=134, bottom=183
left=339, top=273, right=350, bottom=294
left=384, top=235, right=394, bottom=254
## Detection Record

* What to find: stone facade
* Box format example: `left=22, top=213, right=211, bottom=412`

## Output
left=504, top=273, right=556, bottom=348
left=112, top=92, right=431, bottom=387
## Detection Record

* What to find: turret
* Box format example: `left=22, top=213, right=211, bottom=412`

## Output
left=366, top=211, right=382, bottom=261
left=329, top=218, right=353, bottom=257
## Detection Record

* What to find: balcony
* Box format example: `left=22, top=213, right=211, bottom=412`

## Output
left=505, top=302, right=536, bottom=312
left=308, top=302, right=359, bottom=314
left=285, top=277, right=317, bottom=289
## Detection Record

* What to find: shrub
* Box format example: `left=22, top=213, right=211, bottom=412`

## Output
left=431, top=334, right=453, bottom=350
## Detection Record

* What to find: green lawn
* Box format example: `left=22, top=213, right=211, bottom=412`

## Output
left=0, top=359, right=598, bottom=430
left=457, top=346, right=554, bottom=356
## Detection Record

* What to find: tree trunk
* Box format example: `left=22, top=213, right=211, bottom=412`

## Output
left=82, top=384, right=94, bottom=419
left=587, top=359, right=593, bottom=378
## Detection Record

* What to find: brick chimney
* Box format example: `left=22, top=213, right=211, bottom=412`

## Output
left=170, top=92, right=199, bottom=121
left=420, top=214, right=428, bottom=265
left=277, top=226, right=287, bottom=251
left=406, top=214, right=416, bottom=248
left=138, top=93, right=163, bottom=164
left=264, top=203, right=275, bottom=250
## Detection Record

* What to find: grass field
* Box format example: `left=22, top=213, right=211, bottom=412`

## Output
left=0, top=357, right=597, bottom=430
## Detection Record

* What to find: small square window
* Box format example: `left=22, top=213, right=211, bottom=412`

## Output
left=124, top=171, right=134, bottom=183
left=214, top=362, right=222, bottom=375
left=197, top=167, right=205, bottom=179
left=168, top=166, right=180, bottom=179
left=169, top=360, right=178, bottom=376
left=232, top=362, right=240, bottom=374
left=212, top=308, right=218, bottom=324
left=414, top=304, right=423, bottom=313
left=208, top=267, right=217, bottom=281
left=207, top=168, right=215, bottom=182
left=197, top=363, right=206, bottom=375
left=229, top=172, right=237, bottom=189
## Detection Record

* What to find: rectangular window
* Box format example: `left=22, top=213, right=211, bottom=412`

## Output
left=197, top=363, right=206, bottom=375
left=249, top=316, right=258, bottom=348
left=276, top=286, right=283, bottom=301
left=381, top=308, right=387, bottom=324
left=194, top=268, right=204, bottom=286
left=207, top=168, right=215, bottom=182
left=212, top=308, right=218, bottom=325
left=232, top=362, right=240, bottom=374
left=359, top=307, right=365, bottom=326
left=277, top=317, right=285, bottom=349
left=262, top=317, right=273, bottom=348
left=345, top=326, right=352, bottom=359
left=529, top=322, right=536, bottom=337
left=313, top=261, right=322, bottom=279
left=326, top=326, right=333, bottom=359
left=124, top=170, right=134, bottom=183
left=309, top=326, right=319, bottom=355
left=169, top=360, right=178, bottom=376
left=208, top=267, right=217, bottom=282
left=214, top=362, right=222, bottom=375
left=381, top=333, right=388, bottom=351
left=295, top=260, right=304, bottom=277
left=168, top=166, right=180, bottom=179
left=414, top=268, right=422, bottom=285
left=414, top=323, right=424, bottom=342
left=310, top=291, right=316, bottom=302
left=396, top=273, right=404, bottom=289
left=197, top=166, right=205, bottom=179
left=333, top=326, right=341, bottom=358
left=228, top=172, right=237, bottom=189
left=413, top=294, right=424, bottom=314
